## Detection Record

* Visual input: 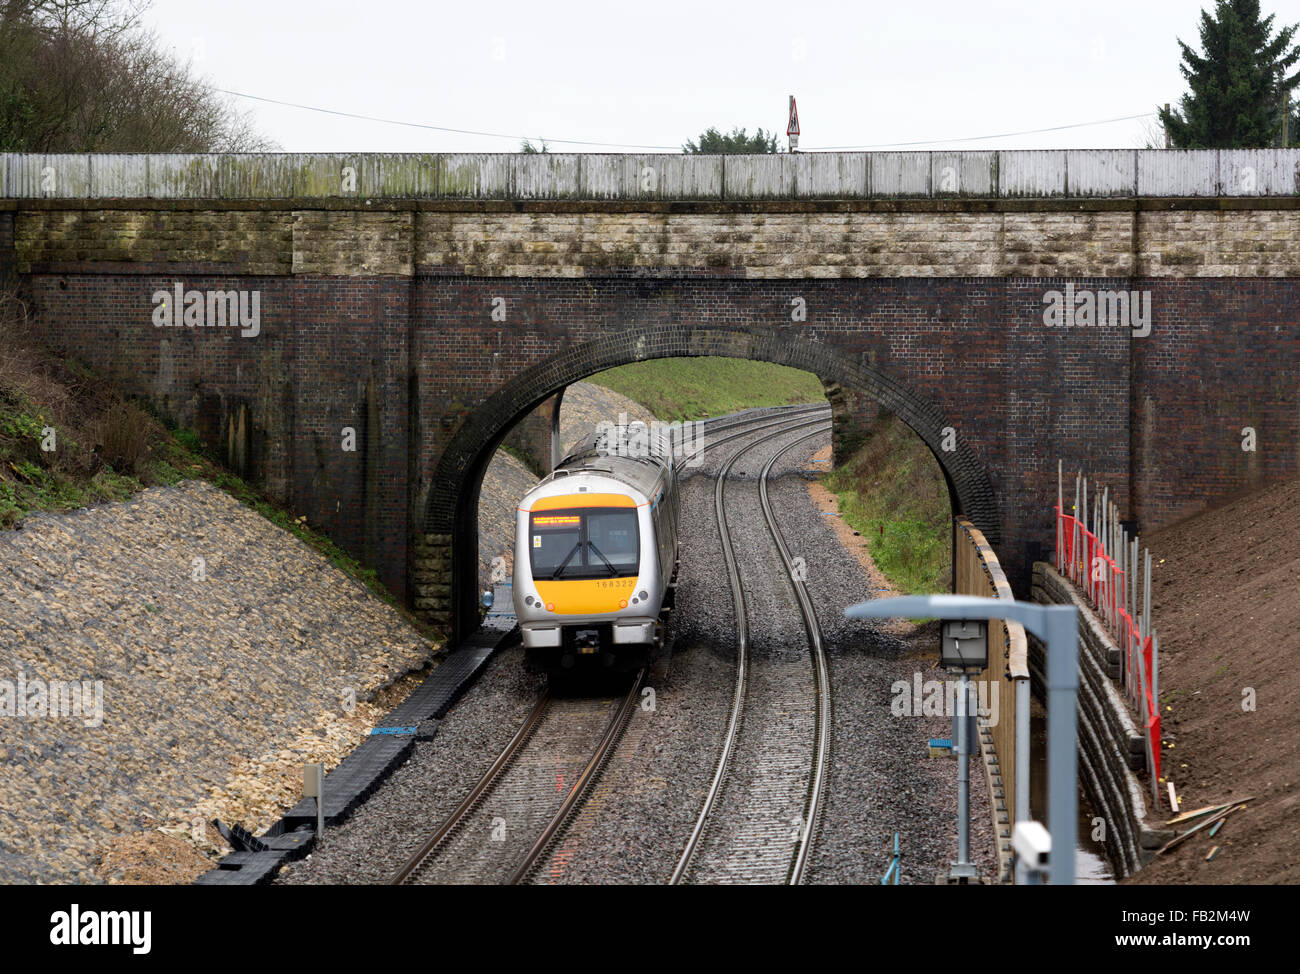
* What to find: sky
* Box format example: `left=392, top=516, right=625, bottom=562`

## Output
left=140, top=0, right=1224, bottom=153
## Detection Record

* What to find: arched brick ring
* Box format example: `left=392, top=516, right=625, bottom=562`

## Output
left=425, top=324, right=1000, bottom=638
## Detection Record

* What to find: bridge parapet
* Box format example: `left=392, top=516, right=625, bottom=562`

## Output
left=3, top=149, right=1299, bottom=201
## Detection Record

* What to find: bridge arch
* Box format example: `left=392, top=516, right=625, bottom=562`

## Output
left=424, top=324, right=999, bottom=640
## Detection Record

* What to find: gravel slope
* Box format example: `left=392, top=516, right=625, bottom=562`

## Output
left=0, top=480, right=434, bottom=884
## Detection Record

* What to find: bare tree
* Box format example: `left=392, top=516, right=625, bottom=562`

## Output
left=1, top=0, right=273, bottom=151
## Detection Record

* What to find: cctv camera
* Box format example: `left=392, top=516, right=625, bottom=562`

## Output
left=1012, top=820, right=1051, bottom=866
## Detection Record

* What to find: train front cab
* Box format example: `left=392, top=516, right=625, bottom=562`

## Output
left=518, top=491, right=663, bottom=673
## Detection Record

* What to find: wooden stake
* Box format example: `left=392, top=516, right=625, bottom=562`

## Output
left=1165, top=798, right=1251, bottom=828
left=1157, top=805, right=1248, bottom=855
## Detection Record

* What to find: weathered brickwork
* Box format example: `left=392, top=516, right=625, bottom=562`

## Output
left=290, top=210, right=414, bottom=276
left=1129, top=277, right=1300, bottom=526
left=1136, top=209, right=1300, bottom=276
left=4, top=197, right=1298, bottom=639
left=0, top=208, right=14, bottom=287
left=14, top=203, right=1300, bottom=280
left=18, top=272, right=411, bottom=599
left=16, top=208, right=293, bottom=275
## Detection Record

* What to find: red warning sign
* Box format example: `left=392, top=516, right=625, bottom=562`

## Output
left=787, top=96, right=800, bottom=137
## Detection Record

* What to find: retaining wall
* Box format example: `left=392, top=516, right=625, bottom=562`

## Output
left=1030, top=562, right=1173, bottom=876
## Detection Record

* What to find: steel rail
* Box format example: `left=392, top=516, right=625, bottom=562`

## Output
left=758, top=426, right=835, bottom=885
left=669, top=415, right=831, bottom=884
left=507, top=668, right=646, bottom=884
left=676, top=402, right=830, bottom=466
left=390, top=691, right=551, bottom=885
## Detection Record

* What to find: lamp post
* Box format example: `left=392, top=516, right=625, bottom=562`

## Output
left=845, top=594, right=1079, bottom=885
left=940, top=619, right=987, bottom=883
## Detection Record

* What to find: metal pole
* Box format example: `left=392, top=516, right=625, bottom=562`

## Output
left=1128, top=536, right=1136, bottom=629
left=1135, top=627, right=1160, bottom=808
left=1073, top=474, right=1082, bottom=584
left=1143, top=549, right=1152, bottom=638
left=1152, top=629, right=1159, bottom=717
left=1014, top=676, right=1030, bottom=883
left=1113, top=504, right=1120, bottom=632
left=1110, top=503, right=1118, bottom=631
left=1099, top=489, right=1107, bottom=623
left=1117, top=519, right=1125, bottom=636
left=1105, top=498, right=1114, bottom=629
left=1057, top=460, right=1064, bottom=573
left=1081, top=477, right=1088, bottom=588
left=1093, top=494, right=1100, bottom=604
left=1123, top=533, right=1133, bottom=697
left=1044, top=607, right=1079, bottom=885
left=1132, top=537, right=1139, bottom=701
left=956, top=674, right=971, bottom=869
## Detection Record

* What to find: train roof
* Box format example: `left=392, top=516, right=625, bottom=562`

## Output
left=520, top=423, right=675, bottom=508
left=561, top=422, right=674, bottom=468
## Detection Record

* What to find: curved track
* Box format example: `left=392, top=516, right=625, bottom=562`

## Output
left=671, top=416, right=833, bottom=884
left=394, top=405, right=830, bottom=885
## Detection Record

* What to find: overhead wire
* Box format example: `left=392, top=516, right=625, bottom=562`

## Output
left=217, top=88, right=1157, bottom=153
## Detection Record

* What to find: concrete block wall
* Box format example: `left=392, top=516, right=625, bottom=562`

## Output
left=1030, top=562, right=1174, bottom=877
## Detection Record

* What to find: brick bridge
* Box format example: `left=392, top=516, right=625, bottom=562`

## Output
left=1, top=150, right=1297, bottom=640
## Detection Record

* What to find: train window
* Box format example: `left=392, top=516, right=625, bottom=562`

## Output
left=530, top=514, right=581, bottom=579
left=586, top=510, right=639, bottom=570
left=529, top=508, right=640, bottom=579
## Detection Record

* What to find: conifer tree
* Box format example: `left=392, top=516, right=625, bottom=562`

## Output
left=1158, top=0, right=1300, bottom=148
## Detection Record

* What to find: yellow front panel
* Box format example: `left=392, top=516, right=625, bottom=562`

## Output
left=529, top=493, right=638, bottom=512
left=534, top=577, right=637, bottom=615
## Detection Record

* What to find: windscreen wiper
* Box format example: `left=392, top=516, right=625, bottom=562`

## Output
left=550, top=541, right=582, bottom=579
left=586, top=541, right=619, bottom=576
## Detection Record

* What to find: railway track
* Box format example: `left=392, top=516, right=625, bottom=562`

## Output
left=392, top=404, right=831, bottom=886
left=390, top=671, right=643, bottom=885
left=676, top=402, right=829, bottom=466
left=671, top=415, right=833, bottom=884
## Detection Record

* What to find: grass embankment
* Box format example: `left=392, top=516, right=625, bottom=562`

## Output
left=590, top=358, right=825, bottom=423
left=0, top=293, right=427, bottom=632
left=824, top=415, right=951, bottom=594
left=588, top=356, right=950, bottom=594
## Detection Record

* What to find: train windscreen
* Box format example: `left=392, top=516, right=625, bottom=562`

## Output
left=530, top=508, right=639, bottom=579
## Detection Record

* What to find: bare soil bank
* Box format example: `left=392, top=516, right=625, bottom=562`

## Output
left=1124, top=476, right=1300, bottom=885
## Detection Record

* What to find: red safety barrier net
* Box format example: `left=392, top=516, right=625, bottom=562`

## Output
left=1056, top=505, right=1161, bottom=785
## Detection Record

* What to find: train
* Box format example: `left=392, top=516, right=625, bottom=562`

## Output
left=513, top=421, right=680, bottom=674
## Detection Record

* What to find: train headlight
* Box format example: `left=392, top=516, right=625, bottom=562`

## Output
left=619, top=599, right=628, bottom=609
left=545, top=602, right=555, bottom=611
left=639, top=590, right=648, bottom=600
